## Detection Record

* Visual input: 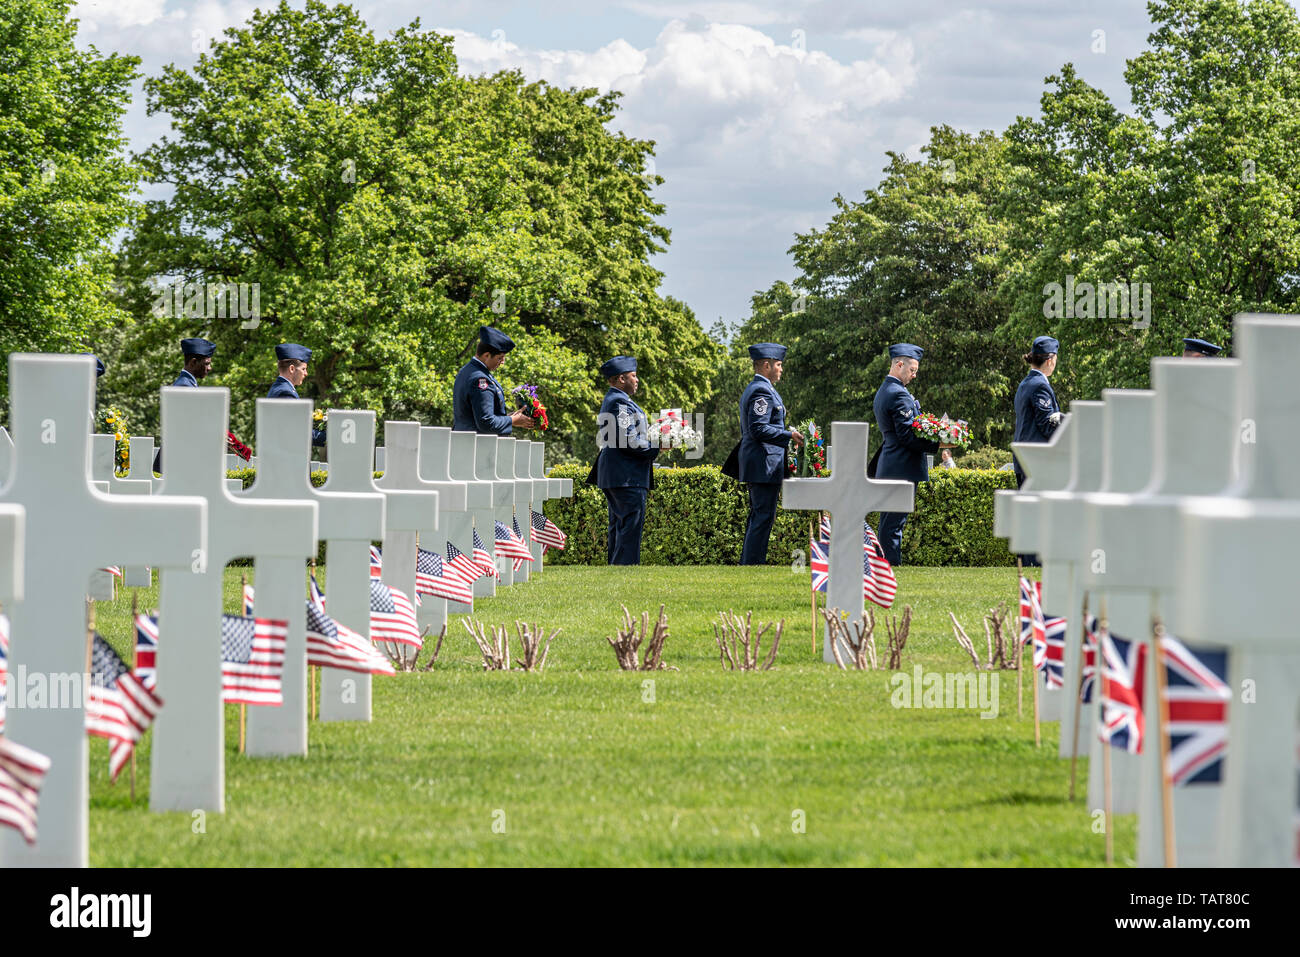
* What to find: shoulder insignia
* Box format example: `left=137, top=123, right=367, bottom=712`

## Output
left=1036, top=394, right=1052, bottom=410
left=752, top=396, right=768, bottom=416
left=477, top=379, right=489, bottom=390
left=616, top=407, right=634, bottom=430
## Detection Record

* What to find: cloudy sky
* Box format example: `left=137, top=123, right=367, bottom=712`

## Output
left=73, top=0, right=1167, bottom=332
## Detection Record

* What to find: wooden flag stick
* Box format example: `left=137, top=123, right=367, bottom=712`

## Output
left=1152, top=618, right=1177, bottom=868
left=240, top=572, right=247, bottom=754
left=1068, top=591, right=1090, bottom=801
left=810, top=520, right=817, bottom=655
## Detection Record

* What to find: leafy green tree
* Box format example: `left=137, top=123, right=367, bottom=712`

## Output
left=118, top=1, right=717, bottom=454
left=0, top=0, right=139, bottom=406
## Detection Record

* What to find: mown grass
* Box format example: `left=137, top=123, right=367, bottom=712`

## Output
left=86, top=564, right=1130, bottom=866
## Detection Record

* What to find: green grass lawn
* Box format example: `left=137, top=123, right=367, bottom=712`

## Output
left=86, top=564, right=1130, bottom=866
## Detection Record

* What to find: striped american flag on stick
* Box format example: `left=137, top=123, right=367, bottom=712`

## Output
left=221, top=613, right=287, bottom=705
left=473, top=528, right=499, bottom=581
left=0, top=737, right=51, bottom=845
left=416, top=547, right=474, bottom=604
left=510, top=516, right=534, bottom=572
left=530, top=510, right=566, bottom=552
left=0, top=613, right=8, bottom=733
left=446, top=540, right=484, bottom=585
left=863, top=523, right=897, bottom=608
left=494, top=520, right=533, bottom=566
left=306, top=573, right=395, bottom=676
left=86, top=633, right=164, bottom=781
left=370, top=579, right=422, bottom=648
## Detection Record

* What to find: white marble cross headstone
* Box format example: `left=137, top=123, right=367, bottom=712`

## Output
left=0, top=426, right=13, bottom=487
left=128, top=436, right=162, bottom=492
left=150, top=387, right=316, bottom=810
left=414, top=427, right=468, bottom=640
left=446, top=431, right=494, bottom=611
left=781, top=422, right=914, bottom=663
left=1177, top=314, right=1300, bottom=866
left=471, top=434, right=513, bottom=596
left=527, top=441, right=571, bottom=573
left=92, top=433, right=155, bottom=588
left=373, top=422, right=440, bottom=664
left=493, top=436, right=527, bottom=587
left=506, top=438, right=537, bottom=583
left=238, top=400, right=323, bottom=757
left=309, top=411, right=386, bottom=722
left=0, top=355, right=207, bottom=867
left=0, top=504, right=24, bottom=605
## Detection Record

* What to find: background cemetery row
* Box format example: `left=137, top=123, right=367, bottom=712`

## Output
left=8, top=1, right=1300, bottom=460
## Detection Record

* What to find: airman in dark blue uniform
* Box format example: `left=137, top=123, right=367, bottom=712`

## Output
left=452, top=327, right=535, bottom=435
left=1181, top=337, right=1222, bottom=358
left=595, top=355, right=658, bottom=565
left=738, top=343, right=803, bottom=565
left=267, top=343, right=325, bottom=446
left=873, top=343, right=939, bottom=565
left=172, top=337, right=215, bottom=388
left=1012, top=336, right=1062, bottom=488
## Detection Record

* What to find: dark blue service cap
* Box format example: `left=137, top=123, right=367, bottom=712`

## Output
left=275, top=343, right=312, bottom=363
left=478, top=326, right=515, bottom=354
left=1182, top=337, right=1222, bottom=356
left=1031, top=336, right=1059, bottom=356
left=600, top=356, right=637, bottom=379
left=748, top=342, right=787, bottom=361
left=181, top=337, right=216, bottom=358
left=82, top=352, right=105, bottom=377
left=888, top=343, right=923, bottom=361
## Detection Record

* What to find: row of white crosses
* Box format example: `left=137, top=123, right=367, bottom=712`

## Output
left=996, top=313, right=1297, bottom=867
left=0, top=353, right=570, bottom=866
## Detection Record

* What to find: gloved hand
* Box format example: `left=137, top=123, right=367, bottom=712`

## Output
left=1048, top=412, right=1063, bottom=427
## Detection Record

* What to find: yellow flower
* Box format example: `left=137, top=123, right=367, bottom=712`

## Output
left=105, top=415, right=115, bottom=424
left=114, top=432, right=125, bottom=442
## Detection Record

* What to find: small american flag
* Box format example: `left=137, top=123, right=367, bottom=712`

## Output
left=530, top=510, right=566, bottom=552
left=369, top=579, right=422, bottom=648
left=369, top=545, right=382, bottom=580
left=1079, top=614, right=1099, bottom=703
left=1098, top=627, right=1146, bottom=754
left=510, top=516, right=534, bottom=571
left=495, top=520, right=534, bottom=567
left=221, top=613, right=287, bottom=706
left=416, top=547, right=474, bottom=604
left=0, top=613, right=8, bottom=733
left=306, top=573, right=395, bottom=676
left=0, top=737, right=51, bottom=845
left=1160, top=634, right=1228, bottom=786
left=446, top=540, right=484, bottom=584
left=103, top=567, right=123, bottom=580
left=473, top=528, right=499, bottom=581
left=86, top=633, right=164, bottom=781
left=863, top=523, right=897, bottom=608
left=134, top=613, right=158, bottom=692
left=809, top=538, right=828, bottom=593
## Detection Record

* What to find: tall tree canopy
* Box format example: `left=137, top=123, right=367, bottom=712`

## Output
left=0, top=0, right=139, bottom=406
left=115, top=1, right=717, bottom=452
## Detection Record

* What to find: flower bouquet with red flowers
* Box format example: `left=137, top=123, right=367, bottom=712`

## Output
left=226, top=431, right=253, bottom=461
left=786, top=419, right=828, bottom=477
left=512, top=384, right=549, bottom=431
left=911, top=413, right=971, bottom=450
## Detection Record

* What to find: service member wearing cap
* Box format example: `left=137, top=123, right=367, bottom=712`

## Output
left=267, top=343, right=325, bottom=446
left=1012, top=336, right=1063, bottom=489
left=872, top=344, right=941, bottom=565
left=172, top=337, right=215, bottom=388
left=738, top=343, right=803, bottom=565
left=1181, top=337, right=1223, bottom=358
left=452, top=326, right=536, bottom=435
left=594, top=356, right=658, bottom=565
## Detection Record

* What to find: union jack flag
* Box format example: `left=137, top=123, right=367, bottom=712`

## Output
left=369, top=579, right=422, bottom=648
left=1160, top=634, right=1228, bottom=786
left=531, top=510, right=566, bottom=552
left=1079, top=614, right=1100, bottom=703
left=1098, top=627, right=1146, bottom=754
left=1018, top=577, right=1043, bottom=648
left=0, top=613, right=8, bottom=733
left=221, top=613, right=287, bottom=706
left=134, top=613, right=158, bottom=692
left=810, top=537, right=828, bottom=593
left=0, top=737, right=51, bottom=845
left=473, top=528, right=499, bottom=581
left=818, top=513, right=831, bottom=543
left=369, top=545, right=382, bottom=580
left=416, top=546, right=474, bottom=604
left=446, top=540, right=484, bottom=585
left=306, top=572, right=395, bottom=676
left=86, top=633, right=164, bottom=781
left=863, top=522, right=897, bottom=608
left=1041, top=614, right=1067, bottom=689
left=495, top=519, right=534, bottom=567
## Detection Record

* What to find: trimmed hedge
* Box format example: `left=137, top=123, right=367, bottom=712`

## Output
left=543, top=464, right=1016, bottom=567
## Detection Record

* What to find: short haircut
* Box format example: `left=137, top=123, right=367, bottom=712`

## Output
left=476, top=347, right=505, bottom=359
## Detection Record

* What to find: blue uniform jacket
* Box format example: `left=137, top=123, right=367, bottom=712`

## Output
left=873, top=375, right=938, bottom=485
left=452, top=357, right=513, bottom=434
left=170, top=369, right=198, bottom=388
left=1013, top=369, right=1060, bottom=444
left=738, top=374, right=791, bottom=484
left=266, top=376, right=326, bottom=446
left=596, top=387, right=658, bottom=488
